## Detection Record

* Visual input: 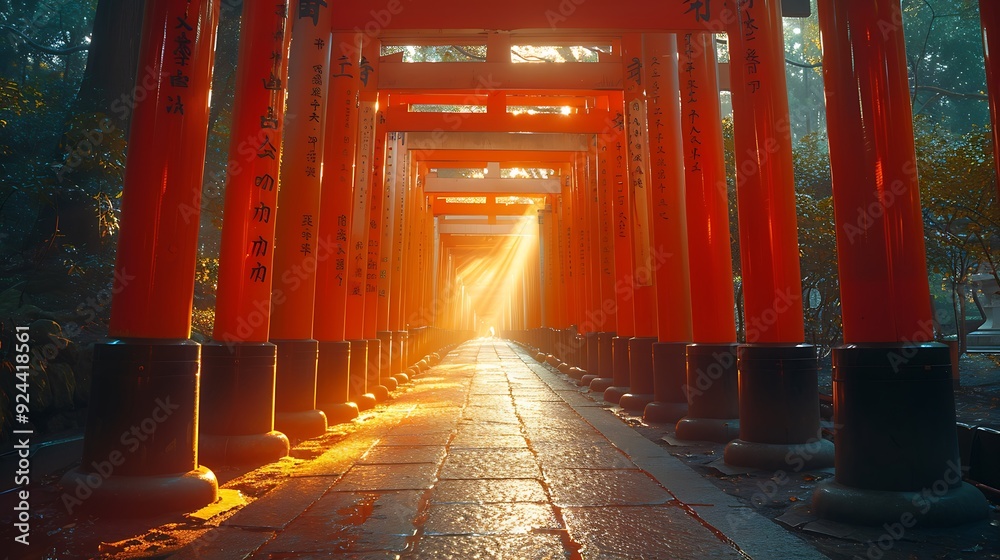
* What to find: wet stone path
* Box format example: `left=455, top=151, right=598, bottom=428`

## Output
left=172, top=341, right=748, bottom=559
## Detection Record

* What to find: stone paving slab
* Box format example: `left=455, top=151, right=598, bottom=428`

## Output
left=170, top=527, right=275, bottom=560
left=334, top=463, right=439, bottom=492
left=545, top=468, right=674, bottom=507
left=422, top=503, right=564, bottom=535
left=223, top=476, right=337, bottom=530
left=254, top=491, right=422, bottom=555
left=531, top=442, right=636, bottom=469
left=407, top=534, right=569, bottom=559
left=448, top=433, right=528, bottom=449
left=439, top=448, right=541, bottom=479
left=431, top=479, right=549, bottom=504
left=169, top=340, right=832, bottom=559
left=358, top=445, right=448, bottom=465
left=562, top=505, right=745, bottom=559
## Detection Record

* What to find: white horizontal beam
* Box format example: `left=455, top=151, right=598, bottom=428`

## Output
left=425, top=175, right=561, bottom=194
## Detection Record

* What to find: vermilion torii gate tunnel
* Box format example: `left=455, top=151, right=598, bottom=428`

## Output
left=60, top=0, right=997, bottom=529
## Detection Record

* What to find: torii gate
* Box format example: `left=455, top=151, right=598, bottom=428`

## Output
left=61, top=0, right=994, bottom=529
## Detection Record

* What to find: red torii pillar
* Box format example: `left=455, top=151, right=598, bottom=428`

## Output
left=362, top=92, right=392, bottom=401
left=344, top=40, right=379, bottom=410
left=600, top=94, right=638, bottom=400
left=62, top=0, right=220, bottom=514
left=269, top=1, right=333, bottom=440
left=403, top=177, right=431, bottom=372
left=388, top=147, right=412, bottom=381
left=576, top=142, right=599, bottom=384
left=641, top=33, right=695, bottom=424
left=381, top=131, right=410, bottom=386
left=537, top=203, right=558, bottom=356
left=312, top=33, right=362, bottom=422
left=550, top=170, right=577, bottom=368
left=568, top=152, right=593, bottom=377
left=373, top=132, right=397, bottom=390
left=595, top=115, right=619, bottom=388
left=588, top=105, right=625, bottom=393
left=811, top=0, right=989, bottom=526
left=981, top=0, right=1000, bottom=201
left=674, top=33, right=741, bottom=444
left=615, top=33, right=660, bottom=411
left=581, top=142, right=608, bottom=384
left=722, top=0, right=834, bottom=470
left=200, top=2, right=293, bottom=466
left=549, top=170, right=570, bottom=367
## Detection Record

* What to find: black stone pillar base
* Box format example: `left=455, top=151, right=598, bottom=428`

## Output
left=585, top=332, right=600, bottom=376
left=348, top=340, right=377, bottom=411
left=600, top=336, right=630, bottom=398
left=61, top=338, right=217, bottom=515
left=589, top=377, right=613, bottom=393
left=274, top=409, right=327, bottom=441
left=377, top=331, right=398, bottom=392
left=60, top=465, right=217, bottom=517
left=391, top=331, right=408, bottom=385
left=812, top=343, right=989, bottom=527
left=598, top=331, right=615, bottom=377
left=273, top=339, right=327, bottom=440
left=199, top=431, right=290, bottom=466
left=724, top=344, right=833, bottom=470
left=199, top=342, right=288, bottom=466
left=812, top=480, right=988, bottom=528
left=366, top=338, right=390, bottom=402
left=676, top=343, right=740, bottom=443
left=588, top=331, right=614, bottom=391
left=620, top=336, right=656, bottom=412
left=644, top=342, right=689, bottom=424
left=316, top=341, right=358, bottom=425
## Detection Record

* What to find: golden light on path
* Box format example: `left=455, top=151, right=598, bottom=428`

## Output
left=441, top=205, right=541, bottom=336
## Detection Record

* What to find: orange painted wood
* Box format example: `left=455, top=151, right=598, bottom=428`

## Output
left=642, top=33, right=693, bottom=344
left=344, top=40, right=380, bottom=340
left=270, top=1, right=333, bottom=342
left=330, top=0, right=726, bottom=33
left=108, top=0, right=219, bottom=339
left=818, top=0, right=934, bottom=342
left=363, top=100, right=388, bottom=339
left=213, top=2, right=293, bottom=344
left=727, top=0, right=806, bottom=343
left=604, top=93, right=636, bottom=338
left=679, top=33, right=737, bottom=344
left=622, top=34, right=657, bottom=337
left=314, top=33, right=362, bottom=342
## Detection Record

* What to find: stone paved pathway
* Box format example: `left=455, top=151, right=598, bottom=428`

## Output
left=170, top=341, right=821, bottom=559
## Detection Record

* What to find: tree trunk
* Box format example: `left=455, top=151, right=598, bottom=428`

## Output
left=30, top=0, right=144, bottom=252
left=735, top=282, right=745, bottom=342
left=958, top=283, right=968, bottom=354
left=72, top=0, right=144, bottom=132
